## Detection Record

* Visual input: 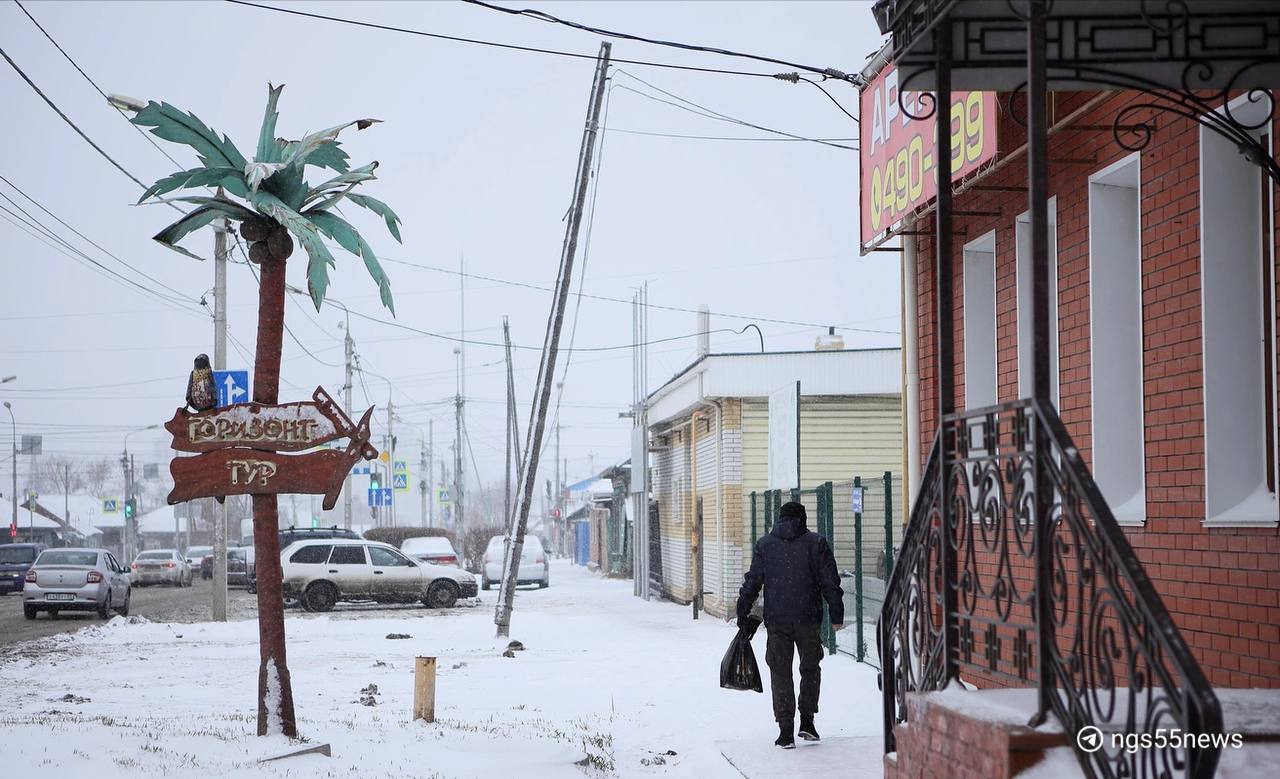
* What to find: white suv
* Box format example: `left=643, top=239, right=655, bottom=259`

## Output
left=281, top=539, right=478, bottom=612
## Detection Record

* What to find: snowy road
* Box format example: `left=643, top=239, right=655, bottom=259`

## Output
left=0, top=560, right=883, bottom=778
left=0, top=578, right=257, bottom=647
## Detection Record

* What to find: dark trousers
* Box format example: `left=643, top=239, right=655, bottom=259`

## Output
left=764, top=622, right=823, bottom=723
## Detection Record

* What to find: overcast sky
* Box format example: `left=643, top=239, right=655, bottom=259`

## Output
left=0, top=0, right=893, bottom=522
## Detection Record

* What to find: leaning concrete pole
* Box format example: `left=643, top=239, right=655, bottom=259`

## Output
left=496, top=41, right=612, bottom=638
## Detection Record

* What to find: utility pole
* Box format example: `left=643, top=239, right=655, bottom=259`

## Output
left=212, top=220, right=229, bottom=621
left=427, top=420, right=434, bottom=527
left=453, top=348, right=464, bottom=536
left=343, top=318, right=353, bottom=530
left=418, top=437, right=427, bottom=528
left=387, top=399, right=396, bottom=527
left=554, top=419, right=562, bottom=555
left=496, top=41, right=611, bottom=638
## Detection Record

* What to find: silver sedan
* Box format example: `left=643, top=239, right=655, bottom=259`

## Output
left=23, top=548, right=132, bottom=620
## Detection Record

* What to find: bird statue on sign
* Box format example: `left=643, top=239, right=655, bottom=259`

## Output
left=186, top=354, right=217, bottom=412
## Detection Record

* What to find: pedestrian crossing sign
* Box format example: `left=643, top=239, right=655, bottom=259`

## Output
left=436, top=487, right=452, bottom=506
left=393, top=471, right=410, bottom=492
left=393, top=460, right=407, bottom=474
left=103, top=498, right=119, bottom=513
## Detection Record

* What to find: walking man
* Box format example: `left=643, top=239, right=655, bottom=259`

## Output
left=736, top=501, right=844, bottom=748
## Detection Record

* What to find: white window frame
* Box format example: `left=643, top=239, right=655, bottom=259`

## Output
left=1199, top=95, right=1278, bottom=527
left=963, top=230, right=999, bottom=410
left=1088, top=153, right=1147, bottom=525
left=1016, top=197, right=1060, bottom=406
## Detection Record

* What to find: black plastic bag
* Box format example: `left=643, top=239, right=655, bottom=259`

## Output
left=719, top=615, right=764, bottom=693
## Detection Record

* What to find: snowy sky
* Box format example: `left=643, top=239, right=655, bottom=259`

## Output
left=0, top=1, right=894, bottom=507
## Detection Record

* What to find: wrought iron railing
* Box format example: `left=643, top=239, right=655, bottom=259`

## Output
left=878, top=399, right=1222, bottom=779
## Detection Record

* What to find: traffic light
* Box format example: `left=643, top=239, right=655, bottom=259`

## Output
left=370, top=472, right=381, bottom=491
left=123, top=498, right=136, bottom=520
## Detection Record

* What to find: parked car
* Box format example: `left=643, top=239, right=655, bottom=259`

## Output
left=0, top=543, right=46, bottom=596
left=400, top=536, right=461, bottom=567
left=131, top=549, right=193, bottom=587
left=185, top=546, right=213, bottom=575
left=481, top=535, right=550, bottom=590
left=22, top=547, right=131, bottom=619
left=227, top=546, right=255, bottom=588
left=281, top=539, right=477, bottom=612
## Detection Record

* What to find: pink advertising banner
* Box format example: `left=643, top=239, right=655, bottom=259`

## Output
left=859, top=61, right=998, bottom=251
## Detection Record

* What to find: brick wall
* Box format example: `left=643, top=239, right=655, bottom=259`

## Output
left=912, top=91, right=1280, bottom=687
left=884, top=693, right=1066, bottom=779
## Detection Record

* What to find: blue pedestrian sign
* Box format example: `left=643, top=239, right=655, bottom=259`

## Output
left=392, top=473, right=408, bottom=491
left=213, top=370, right=250, bottom=408
left=367, top=487, right=393, bottom=507
left=102, top=498, right=119, bottom=514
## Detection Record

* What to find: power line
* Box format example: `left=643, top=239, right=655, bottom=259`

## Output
left=13, top=0, right=193, bottom=172
left=224, top=0, right=779, bottom=79
left=377, top=256, right=897, bottom=335
left=459, top=0, right=858, bottom=83
left=0, top=200, right=206, bottom=319
left=797, top=76, right=859, bottom=124
left=606, top=126, right=856, bottom=143
left=233, top=238, right=344, bottom=369
left=0, top=46, right=188, bottom=218
left=612, top=70, right=856, bottom=151
left=0, top=172, right=201, bottom=303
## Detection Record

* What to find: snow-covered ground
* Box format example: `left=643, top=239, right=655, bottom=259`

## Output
left=0, top=560, right=882, bottom=778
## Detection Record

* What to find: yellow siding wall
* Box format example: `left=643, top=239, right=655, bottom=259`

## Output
left=652, top=394, right=901, bottom=619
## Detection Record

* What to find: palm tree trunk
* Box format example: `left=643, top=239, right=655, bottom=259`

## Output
left=251, top=254, right=297, bottom=737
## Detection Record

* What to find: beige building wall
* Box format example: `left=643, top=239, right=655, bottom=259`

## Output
left=740, top=395, right=903, bottom=571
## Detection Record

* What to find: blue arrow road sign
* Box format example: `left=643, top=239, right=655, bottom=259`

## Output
left=213, top=370, right=250, bottom=408
left=367, top=487, right=394, bottom=507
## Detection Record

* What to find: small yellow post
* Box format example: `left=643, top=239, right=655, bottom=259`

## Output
left=414, top=656, right=437, bottom=722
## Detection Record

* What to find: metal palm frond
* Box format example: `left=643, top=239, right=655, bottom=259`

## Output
left=132, top=83, right=400, bottom=314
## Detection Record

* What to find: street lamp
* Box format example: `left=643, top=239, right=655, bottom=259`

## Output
left=1, top=375, right=16, bottom=384
left=106, top=93, right=146, bottom=113
left=3, top=401, right=15, bottom=534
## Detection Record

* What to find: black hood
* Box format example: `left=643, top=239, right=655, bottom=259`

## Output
left=771, top=516, right=809, bottom=541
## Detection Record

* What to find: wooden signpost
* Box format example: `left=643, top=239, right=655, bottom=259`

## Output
left=166, top=387, right=377, bottom=509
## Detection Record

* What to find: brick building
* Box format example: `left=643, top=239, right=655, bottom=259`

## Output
left=866, top=1, right=1279, bottom=776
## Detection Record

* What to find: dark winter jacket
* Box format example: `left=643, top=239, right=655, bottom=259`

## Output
left=736, top=516, right=844, bottom=626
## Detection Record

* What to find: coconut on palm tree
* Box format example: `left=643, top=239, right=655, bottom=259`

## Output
left=132, top=84, right=401, bottom=738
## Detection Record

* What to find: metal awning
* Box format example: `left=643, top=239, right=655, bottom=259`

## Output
left=876, top=0, right=1280, bottom=91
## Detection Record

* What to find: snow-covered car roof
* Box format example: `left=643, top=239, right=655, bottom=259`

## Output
left=401, top=536, right=456, bottom=554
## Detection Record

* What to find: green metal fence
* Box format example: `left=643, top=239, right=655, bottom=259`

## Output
left=749, top=471, right=898, bottom=668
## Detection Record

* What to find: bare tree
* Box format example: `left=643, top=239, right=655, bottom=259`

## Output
left=81, top=458, right=117, bottom=497
left=36, top=456, right=86, bottom=496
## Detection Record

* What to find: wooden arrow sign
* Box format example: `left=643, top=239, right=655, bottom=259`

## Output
left=166, top=385, right=378, bottom=508
left=165, top=386, right=376, bottom=456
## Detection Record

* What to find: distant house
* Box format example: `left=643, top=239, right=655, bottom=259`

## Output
left=641, top=348, right=903, bottom=619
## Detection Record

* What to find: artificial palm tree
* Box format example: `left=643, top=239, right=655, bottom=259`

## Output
left=132, top=84, right=402, bottom=738
left=134, top=82, right=400, bottom=312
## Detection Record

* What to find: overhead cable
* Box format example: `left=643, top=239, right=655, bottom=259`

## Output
left=459, top=0, right=857, bottom=82
left=223, top=0, right=780, bottom=79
